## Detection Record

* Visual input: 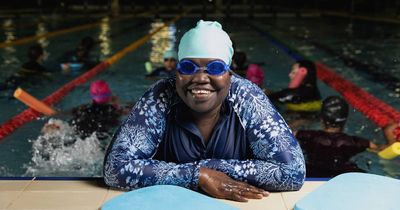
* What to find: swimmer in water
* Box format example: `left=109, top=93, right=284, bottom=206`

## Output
left=268, top=60, right=322, bottom=130
left=146, top=49, right=178, bottom=78
left=0, top=44, right=51, bottom=92
left=295, top=96, right=389, bottom=177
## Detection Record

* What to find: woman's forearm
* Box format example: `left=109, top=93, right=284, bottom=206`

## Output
left=198, top=158, right=305, bottom=191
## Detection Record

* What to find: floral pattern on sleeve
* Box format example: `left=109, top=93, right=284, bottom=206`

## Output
left=104, top=75, right=305, bottom=191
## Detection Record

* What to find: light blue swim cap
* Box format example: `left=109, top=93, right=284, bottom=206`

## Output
left=163, top=49, right=178, bottom=60
left=178, top=20, right=233, bottom=65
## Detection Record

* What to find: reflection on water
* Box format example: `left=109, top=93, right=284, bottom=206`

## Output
left=149, top=20, right=177, bottom=66
left=36, top=21, right=50, bottom=62
left=25, top=119, right=106, bottom=177
left=2, top=19, right=14, bottom=30
left=2, top=19, right=19, bottom=69
left=36, top=22, right=49, bottom=48
left=99, top=17, right=111, bottom=60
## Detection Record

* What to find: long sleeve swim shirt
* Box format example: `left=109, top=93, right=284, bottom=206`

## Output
left=104, top=74, right=305, bottom=191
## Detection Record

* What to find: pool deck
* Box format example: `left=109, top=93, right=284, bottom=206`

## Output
left=0, top=179, right=325, bottom=210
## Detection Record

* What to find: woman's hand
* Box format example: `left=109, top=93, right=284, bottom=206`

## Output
left=198, top=167, right=269, bottom=202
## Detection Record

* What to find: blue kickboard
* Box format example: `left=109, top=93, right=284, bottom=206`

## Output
left=295, top=173, right=400, bottom=210
left=102, top=185, right=239, bottom=210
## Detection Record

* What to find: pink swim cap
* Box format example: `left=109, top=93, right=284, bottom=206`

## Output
left=246, top=64, right=264, bottom=86
left=90, top=80, right=112, bottom=104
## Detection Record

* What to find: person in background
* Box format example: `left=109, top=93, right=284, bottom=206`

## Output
left=268, top=60, right=322, bottom=129
left=384, top=121, right=400, bottom=144
left=20, top=44, right=49, bottom=75
left=231, top=51, right=247, bottom=77
left=60, top=36, right=97, bottom=73
left=40, top=80, right=132, bottom=147
left=295, top=96, right=388, bottom=177
left=70, top=80, right=124, bottom=139
left=0, top=44, right=51, bottom=91
left=146, top=49, right=178, bottom=78
left=104, top=20, right=305, bottom=202
left=246, top=63, right=264, bottom=88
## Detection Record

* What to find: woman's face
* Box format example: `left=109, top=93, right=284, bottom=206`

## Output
left=289, top=63, right=300, bottom=80
left=176, top=58, right=231, bottom=114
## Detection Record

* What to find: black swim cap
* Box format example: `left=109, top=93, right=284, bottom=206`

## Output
left=296, top=59, right=317, bottom=86
left=321, top=96, right=349, bottom=128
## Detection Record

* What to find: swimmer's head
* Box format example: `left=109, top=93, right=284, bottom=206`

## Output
left=321, top=96, right=349, bottom=128
left=176, top=20, right=232, bottom=114
left=163, top=50, right=178, bottom=71
left=383, top=122, right=400, bottom=144
left=41, top=118, right=72, bottom=136
left=232, top=51, right=247, bottom=69
left=163, top=49, right=178, bottom=60
left=246, top=64, right=264, bottom=87
left=292, top=60, right=317, bottom=86
left=90, top=80, right=113, bottom=104
left=178, top=20, right=233, bottom=65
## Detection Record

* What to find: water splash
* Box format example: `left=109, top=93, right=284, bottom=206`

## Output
left=25, top=119, right=107, bottom=177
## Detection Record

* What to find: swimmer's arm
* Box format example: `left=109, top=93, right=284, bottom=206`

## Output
left=103, top=78, right=199, bottom=190
left=367, top=141, right=388, bottom=153
left=103, top=121, right=199, bottom=190
left=104, top=128, right=199, bottom=190
left=226, top=77, right=305, bottom=191
left=197, top=117, right=305, bottom=192
left=267, top=88, right=289, bottom=100
left=49, top=104, right=87, bottom=118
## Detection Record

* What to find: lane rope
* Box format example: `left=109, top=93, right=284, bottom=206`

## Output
left=0, top=13, right=185, bottom=140
left=0, top=10, right=158, bottom=49
left=248, top=21, right=400, bottom=128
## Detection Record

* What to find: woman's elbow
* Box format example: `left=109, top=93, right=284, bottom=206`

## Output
left=288, top=155, right=306, bottom=191
left=290, top=170, right=306, bottom=191
left=257, top=160, right=306, bottom=191
left=103, top=160, right=121, bottom=188
left=289, top=160, right=306, bottom=191
left=103, top=153, right=131, bottom=190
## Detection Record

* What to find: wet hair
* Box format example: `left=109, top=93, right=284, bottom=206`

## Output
left=321, top=96, right=349, bottom=128
left=296, top=59, right=317, bottom=87
left=233, top=51, right=247, bottom=69
left=28, top=44, right=44, bottom=61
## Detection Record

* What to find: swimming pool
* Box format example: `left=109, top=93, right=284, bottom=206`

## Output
left=0, top=15, right=399, bottom=178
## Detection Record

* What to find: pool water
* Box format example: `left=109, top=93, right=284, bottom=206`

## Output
left=0, top=15, right=399, bottom=178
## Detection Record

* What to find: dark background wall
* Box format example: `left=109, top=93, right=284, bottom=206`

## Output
left=1, top=0, right=400, bottom=18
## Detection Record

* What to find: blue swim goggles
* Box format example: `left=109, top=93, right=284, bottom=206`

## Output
left=177, top=59, right=230, bottom=75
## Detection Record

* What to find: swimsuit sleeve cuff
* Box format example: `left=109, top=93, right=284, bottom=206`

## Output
left=190, top=161, right=200, bottom=190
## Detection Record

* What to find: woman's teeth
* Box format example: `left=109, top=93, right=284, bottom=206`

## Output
left=191, top=89, right=211, bottom=94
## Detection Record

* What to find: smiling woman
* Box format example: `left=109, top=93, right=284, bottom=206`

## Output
left=103, top=20, right=305, bottom=202
left=175, top=58, right=231, bottom=119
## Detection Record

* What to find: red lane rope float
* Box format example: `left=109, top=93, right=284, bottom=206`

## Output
left=316, top=62, right=400, bottom=128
